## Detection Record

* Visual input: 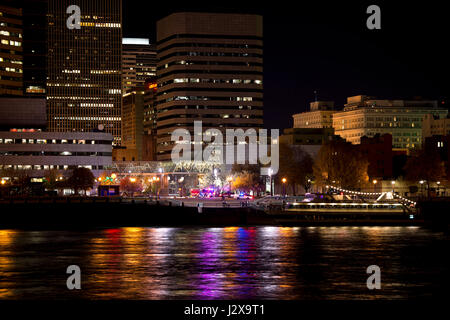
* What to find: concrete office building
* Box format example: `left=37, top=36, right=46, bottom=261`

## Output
left=422, top=114, right=450, bottom=139
left=122, top=38, right=157, bottom=93
left=280, top=127, right=337, bottom=159
left=293, top=101, right=336, bottom=129
left=0, top=97, right=112, bottom=178
left=0, top=4, right=23, bottom=96
left=156, top=12, right=264, bottom=160
left=0, top=131, right=113, bottom=175
left=47, top=0, right=122, bottom=145
left=333, top=95, right=448, bottom=150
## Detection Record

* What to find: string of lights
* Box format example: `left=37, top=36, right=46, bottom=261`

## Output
left=325, top=185, right=417, bottom=206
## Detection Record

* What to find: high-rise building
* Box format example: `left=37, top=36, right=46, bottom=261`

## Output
left=22, top=0, right=48, bottom=96
left=47, top=0, right=122, bottom=145
left=293, top=101, right=336, bottom=129
left=143, top=78, right=157, bottom=161
left=156, top=12, right=264, bottom=161
left=121, top=86, right=144, bottom=160
left=0, top=4, right=23, bottom=96
left=333, top=95, right=448, bottom=150
left=122, top=38, right=157, bottom=93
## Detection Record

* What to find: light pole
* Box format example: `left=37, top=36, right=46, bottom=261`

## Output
left=268, top=168, right=273, bottom=196
left=437, top=181, right=440, bottom=196
left=391, top=180, right=395, bottom=193
left=372, top=179, right=377, bottom=193
left=419, top=180, right=424, bottom=197
left=282, top=177, right=287, bottom=197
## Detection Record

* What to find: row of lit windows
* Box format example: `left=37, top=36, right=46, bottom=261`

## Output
left=0, top=57, right=22, bottom=64
left=79, top=22, right=121, bottom=28
left=0, top=165, right=105, bottom=171
left=80, top=103, right=114, bottom=108
left=169, top=78, right=262, bottom=85
left=47, top=96, right=102, bottom=100
left=53, top=116, right=121, bottom=121
left=160, top=60, right=262, bottom=69
left=0, top=30, right=22, bottom=38
left=0, top=151, right=112, bottom=156
left=1, top=39, right=21, bottom=47
left=161, top=96, right=255, bottom=103
left=0, top=66, right=22, bottom=73
left=47, top=83, right=99, bottom=87
left=91, top=70, right=119, bottom=74
left=0, top=138, right=111, bottom=145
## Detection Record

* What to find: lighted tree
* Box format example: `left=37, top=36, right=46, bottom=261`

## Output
left=120, top=177, right=143, bottom=196
left=231, top=164, right=265, bottom=195
left=44, top=169, right=60, bottom=191
left=67, top=167, right=95, bottom=195
left=313, top=140, right=369, bottom=189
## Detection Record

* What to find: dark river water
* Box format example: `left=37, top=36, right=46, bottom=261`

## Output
left=0, top=226, right=447, bottom=299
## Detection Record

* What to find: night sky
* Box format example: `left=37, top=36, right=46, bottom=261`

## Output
left=123, top=0, right=449, bottom=130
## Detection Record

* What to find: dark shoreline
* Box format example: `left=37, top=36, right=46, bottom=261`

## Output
left=0, top=197, right=435, bottom=230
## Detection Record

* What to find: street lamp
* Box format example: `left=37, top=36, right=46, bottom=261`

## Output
left=391, top=180, right=395, bottom=193
left=437, top=181, right=441, bottom=196
left=282, top=177, right=287, bottom=197
left=419, top=180, right=425, bottom=197
left=268, top=168, right=273, bottom=196
left=372, top=179, right=377, bottom=193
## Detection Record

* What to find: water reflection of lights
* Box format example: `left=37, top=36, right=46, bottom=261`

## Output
left=0, top=230, right=16, bottom=246
left=261, top=226, right=279, bottom=237
left=0, top=230, right=17, bottom=298
left=196, top=230, right=224, bottom=299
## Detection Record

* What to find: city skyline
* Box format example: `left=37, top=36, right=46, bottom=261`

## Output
left=123, top=1, right=449, bottom=130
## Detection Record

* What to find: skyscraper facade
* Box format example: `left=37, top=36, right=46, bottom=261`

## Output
left=122, top=38, right=157, bottom=93
left=0, top=4, right=23, bottom=96
left=156, top=12, right=264, bottom=160
left=22, top=0, right=48, bottom=96
left=47, top=0, right=122, bottom=145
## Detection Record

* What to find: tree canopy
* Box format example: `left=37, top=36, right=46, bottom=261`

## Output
left=313, top=140, right=369, bottom=189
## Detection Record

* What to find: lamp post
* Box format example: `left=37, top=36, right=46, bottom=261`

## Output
left=437, top=181, right=440, bottom=196
left=391, top=180, right=395, bottom=193
left=282, top=177, right=287, bottom=197
left=372, top=179, right=377, bottom=193
left=419, top=180, right=424, bottom=197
